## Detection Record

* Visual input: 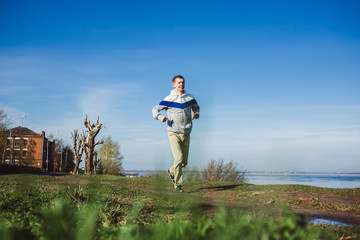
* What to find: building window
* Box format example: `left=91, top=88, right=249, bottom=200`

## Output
left=24, top=139, right=28, bottom=147
left=6, top=150, right=10, bottom=159
left=23, top=150, right=27, bottom=158
left=13, top=150, right=20, bottom=159
left=15, top=139, right=20, bottom=147
left=7, top=138, right=11, bottom=146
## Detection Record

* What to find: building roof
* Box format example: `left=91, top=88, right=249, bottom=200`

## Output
left=10, top=126, right=40, bottom=136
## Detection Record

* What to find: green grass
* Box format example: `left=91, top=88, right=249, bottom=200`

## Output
left=0, top=174, right=358, bottom=239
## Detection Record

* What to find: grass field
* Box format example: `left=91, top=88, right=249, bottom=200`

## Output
left=0, top=174, right=359, bottom=239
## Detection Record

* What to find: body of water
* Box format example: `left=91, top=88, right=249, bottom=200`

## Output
left=245, top=173, right=360, bottom=189
left=123, top=171, right=360, bottom=189
left=309, top=217, right=353, bottom=226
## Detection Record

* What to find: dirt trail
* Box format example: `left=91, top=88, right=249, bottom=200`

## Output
left=285, top=191, right=360, bottom=225
left=204, top=188, right=360, bottom=225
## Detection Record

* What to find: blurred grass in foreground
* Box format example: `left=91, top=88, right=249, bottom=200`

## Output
left=0, top=174, right=358, bottom=239
left=1, top=199, right=338, bottom=240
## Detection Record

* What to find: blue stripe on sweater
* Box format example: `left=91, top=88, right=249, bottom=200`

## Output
left=159, top=99, right=197, bottom=109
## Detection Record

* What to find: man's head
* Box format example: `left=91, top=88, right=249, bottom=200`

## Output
left=172, top=75, right=185, bottom=95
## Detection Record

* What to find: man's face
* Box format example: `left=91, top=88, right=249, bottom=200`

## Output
left=173, top=78, right=185, bottom=93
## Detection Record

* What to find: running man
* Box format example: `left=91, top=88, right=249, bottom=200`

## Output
left=152, top=75, right=200, bottom=192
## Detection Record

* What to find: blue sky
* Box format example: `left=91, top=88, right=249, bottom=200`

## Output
left=1, top=0, right=359, bottom=172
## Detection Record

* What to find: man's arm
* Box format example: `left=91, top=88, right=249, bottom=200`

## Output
left=152, top=104, right=168, bottom=122
left=191, top=99, right=200, bottom=119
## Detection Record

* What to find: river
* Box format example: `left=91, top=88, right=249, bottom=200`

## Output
left=123, top=171, right=360, bottom=189
left=245, top=173, right=360, bottom=189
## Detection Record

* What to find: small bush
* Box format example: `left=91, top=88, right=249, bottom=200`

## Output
left=186, top=158, right=246, bottom=183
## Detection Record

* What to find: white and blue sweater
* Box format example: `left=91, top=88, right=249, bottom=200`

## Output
left=152, top=89, right=200, bottom=134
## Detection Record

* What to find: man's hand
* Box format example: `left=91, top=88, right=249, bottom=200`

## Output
left=159, top=115, right=168, bottom=122
left=192, top=112, right=199, bottom=119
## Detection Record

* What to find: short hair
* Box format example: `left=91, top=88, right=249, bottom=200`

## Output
left=172, top=75, right=185, bottom=83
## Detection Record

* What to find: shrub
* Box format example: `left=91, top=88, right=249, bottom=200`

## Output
left=186, top=158, right=246, bottom=183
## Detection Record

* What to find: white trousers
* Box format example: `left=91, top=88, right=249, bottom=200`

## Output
left=168, top=132, right=190, bottom=188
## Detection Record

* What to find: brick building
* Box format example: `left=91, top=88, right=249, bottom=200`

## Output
left=4, top=126, right=55, bottom=170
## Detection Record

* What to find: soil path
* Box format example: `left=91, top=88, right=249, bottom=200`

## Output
left=285, top=191, right=360, bottom=225
left=203, top=187, right=360, bottom=225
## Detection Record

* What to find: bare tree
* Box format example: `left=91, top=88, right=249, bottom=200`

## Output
left=71, top=130, right=84, bottom=174
left=83, top=131, right=89, bottom=174
left=22, top=139, right=36, bottom=166
left=71, top=115, right=103, bottom=174
left=93, top=151, right=99, bottom=174
left=60, top=145, right=74, bottom=172
left=0, top=110, right=10, bottom=164
left=83, top=115, right=102, bottom=174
